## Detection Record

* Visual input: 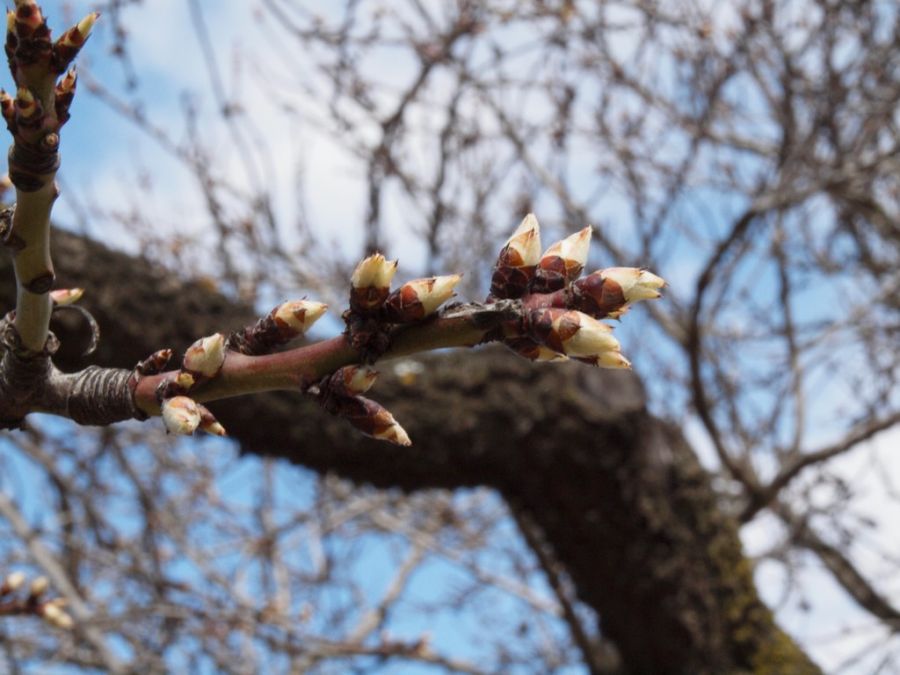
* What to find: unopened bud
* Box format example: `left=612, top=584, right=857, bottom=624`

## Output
left=56, top=68, right=77, bottom=96
left=75, top=12, right=98, bottom=41
left=337, top=365, right=378, bottom=395
left=350, top=254, right=398, bottom=312
left=42, top=602, right=74, bottom=630
left=2, top=571, right=25, bottom=593
left=15, top=87, right=36, bottom=118
left=273, top=300, right=327, bottom=335
left=197, top=404, right=226, bottom=436
left=532, top=227, right=591, bottom=292
left=161, top=396, right=201, bottom=435
left=527, top=308, right=620, bottom=358
left=6, top=11, right=14, bottom=35
left=50, top=288, right=84, bottom=306
left=384, top=274, right=461, bottom=322
left=29, top=575, right=49, bottom=598
left=597, top=267, right=666, bottom=302
left=490, top=214, right=542, bottom=299
left=339, top=396, right=412, bottom=446
left=183, top=333, right=226, bottom=378
left=13, top=2, right=44, bottom=34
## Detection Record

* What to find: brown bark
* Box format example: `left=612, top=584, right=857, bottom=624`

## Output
left=0, top=229, right=820, bottom=674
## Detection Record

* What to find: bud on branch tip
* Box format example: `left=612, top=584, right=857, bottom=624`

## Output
left=161, top=396, right=201, bottom=435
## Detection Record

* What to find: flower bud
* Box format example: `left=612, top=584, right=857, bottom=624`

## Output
left=273, top=300, right=328, bottom=335
left=42, top=601, right=74, bottom=630
left=490, top=214, right=541, bottom=299
left=50, top=288, right=84, bottom=306
left=597, top=267, right=666, bottom=302
left=336, top=365, right=378, bottom=395
left=197, top=404, right=226, bottom=436
left=340, top=396, right=412, bottom=446
left=12, top=2, right=44, bottom=35
left=350, top=253, right=398, bottom=312
left=15, top=87, right=36, bottom=118
left=161, top=396, right=201, bottom=435
left=532, top=227, right=591, bottom=293
left=29, top=575, right=49, bottom=598
left=527, top=308, right=620, bottom=357
left=2, top=571, right=25, bottom=594
left=384, top=275, right=461, bottom=323
left=183, top=333, right=226, bottom=378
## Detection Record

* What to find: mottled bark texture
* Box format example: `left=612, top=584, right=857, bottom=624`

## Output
left=0, top=230, right=820, bottom=674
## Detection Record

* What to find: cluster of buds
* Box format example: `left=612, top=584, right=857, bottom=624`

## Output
left=491, top=214, right=665, bottom=366
left=153, top=299, right=330, bottom=437
left=2, top=3, right=97, bottom=139
left=345, top=252, right=461, bottom=360
left=0, top=571, right=73, bottom=630
left=349, top=253, right=461, bottom=324
left=310, top=365, right=411, bottom=446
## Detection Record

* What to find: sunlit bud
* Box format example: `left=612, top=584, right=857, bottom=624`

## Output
left=338, top=365, right=379, bottom=395
left=273, top=300, right=327, bottom=335
left=6, top=11, right=14, bottom=35
left=384, top=275, right=461, bottom=322
left=598, top=267, right=666, bottom=302
left=197, top=404, right=226, bottom=436
left=490, top=214, right=541, bottom=299
left=42, top=602, right=74, bottom=630
left=50, top=288, right=84, bottom=306
left=2, top=571, right=25, bottom=594
left=183, top=333, right=226, bottom=378
left=350, top=254, right=398, bottom=312
left=75, top=12, right=98, bottom=41
left=57, top=68, right=77, bottom=96
left=578, top=351, right=632, bottom=370
left=503, top=214, right=542, bottom=267
left=15, top=87, right=36, bottom=118
left=340, top=396, right=412, bottom=446
left=161, top=396, right=201, bottom=435
left=532, top=227, right=591, bottom=292
left=29, top=575, right=49, bottom=598
left=175, top=371, right=195, bottom=390
left=528, top=308, right=620, bottom=357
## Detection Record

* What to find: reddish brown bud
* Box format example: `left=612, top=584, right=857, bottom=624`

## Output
left=341, top=396, right=412, bottom=446
left=135, top=349, right=173, bottom=376
left=532, top=227, right=591, bottom=293
left=527, top=308, right=620, bottom=357
left=350, top=253, right=397, bottom=312
left=197, top=404, right=227, bottom=436
left=383, top=275, right=461, bottom=323
left=490, top=214, right=541, bottom=299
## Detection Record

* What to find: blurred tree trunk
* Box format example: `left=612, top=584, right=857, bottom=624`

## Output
left=0, top=230, right=820, bottom=674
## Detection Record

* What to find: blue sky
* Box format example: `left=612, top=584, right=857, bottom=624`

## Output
left=2, top=1, right=899, bottom=672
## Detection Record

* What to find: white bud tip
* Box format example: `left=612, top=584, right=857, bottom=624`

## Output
left=4, top=571, right=25, bottom=591
left=534, top=346, right=569, bottom=362
left=183, top=333, right=226, bottom=377
left=29, top=576, right=49, bottom=597
left=351, top=253, right=398, bottom=289
left=274, top=300, right=328, bottom=333
left=42, top=604, right=74, bottom=630
left=590, top=351, right=632, bottom=369
left=377, top=421, right=412, bottom=446
left=543, top=226, right=592, bottom=265
left=601, top=267, right=666, bottom=302
left=161, top=396, right=201, bottom=435
left=504, top=214, right=542, bottom=266
left=559, top=312, right=620, bottom=357
left=343, top=365, right=379, bottom=394
left=77, top=12, right=98, bottom=38
left=201, top=420, right=227, bottom=436
left=413, top=274, right=462, bottom=315
left=50, top=288, right=84, bottom=306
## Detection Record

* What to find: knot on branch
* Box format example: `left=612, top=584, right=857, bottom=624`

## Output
left=67, top=366, right=140, bottom=426
left=8, top=141, right=60, bottom=192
